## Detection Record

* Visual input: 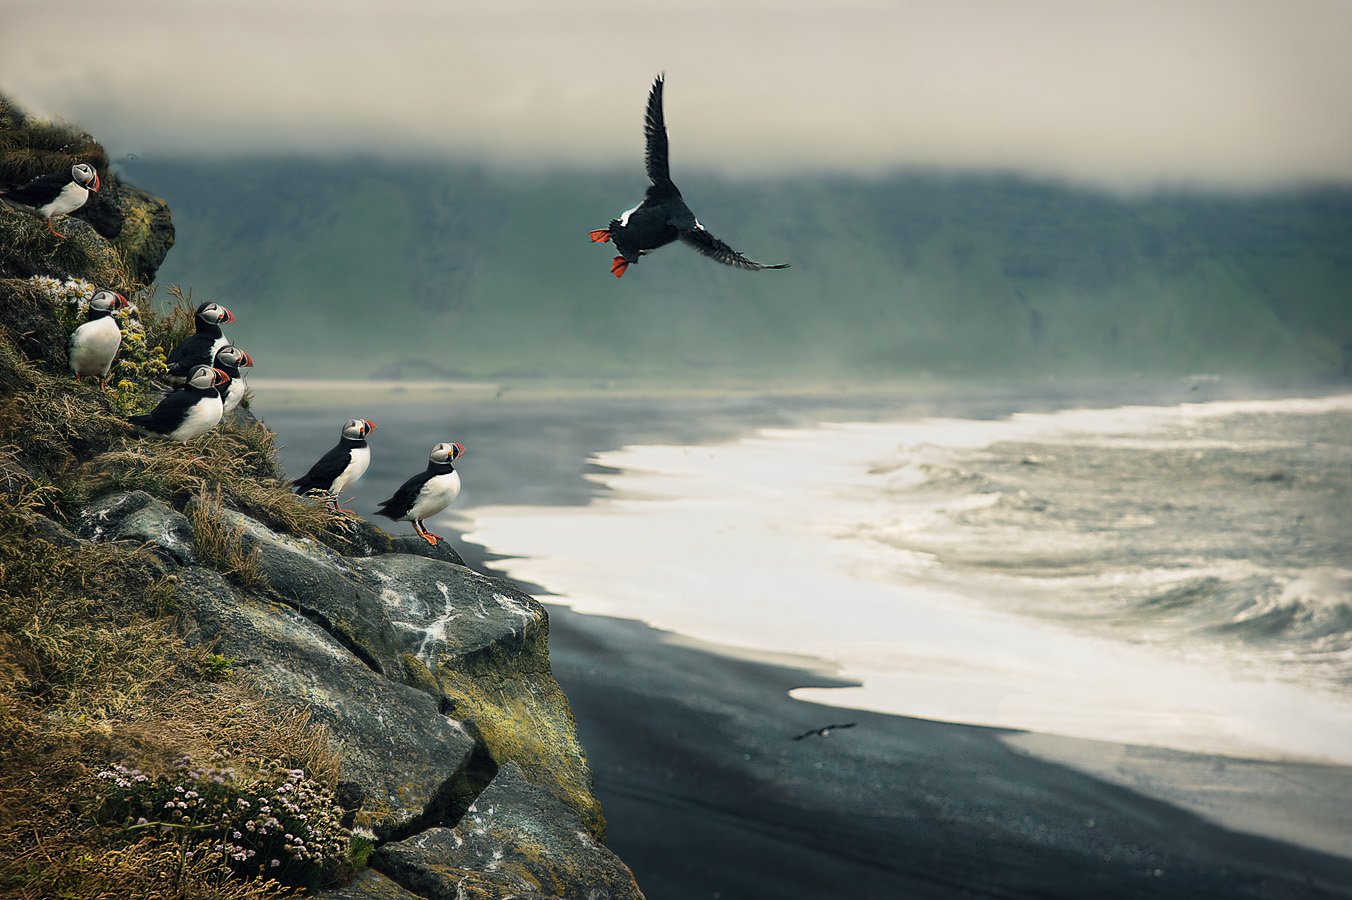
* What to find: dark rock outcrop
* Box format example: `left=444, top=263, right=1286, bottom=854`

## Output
left=78, top=489, right=196, bottom=565
left=78, top=490, right=631, bottom=895
left=174, top=565, right=477, bottom=838
left=374, top=762, right=644, bottom=900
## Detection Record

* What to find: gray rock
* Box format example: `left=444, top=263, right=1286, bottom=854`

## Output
left=174, top=567, right=476, bottom=838
left=201, top=504, right=405, bottom=677
left=354, top=553, right=604, bottom=835
left=317, top=868, right=425, bottom=900
left=354, top=554, right=543, bottom=672
left=386, top=535, right=466, bottom=567
left=374, top=762, right=644, bottom=900
left=78, top=490, right=196, bottom=565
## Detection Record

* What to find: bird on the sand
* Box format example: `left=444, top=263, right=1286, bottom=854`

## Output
left=212, top=344, right=254, bottom=416
left=69, top=290, right=129, bottom=389
left=292, top=418, right=377, bottom=514
left=375, top=441, right=465, bottom=545
left=166, top=302, right=235, bottom=380
left=792, top=722, right=857, bottom=741
left=128, top=364, right=229, bottom=442
left=1, top=162, right=100, bottom=237
left=589, top=75, right=789, bottom=278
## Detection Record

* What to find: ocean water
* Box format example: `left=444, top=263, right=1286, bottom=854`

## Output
left=456, top=394, right=1352, bottom=762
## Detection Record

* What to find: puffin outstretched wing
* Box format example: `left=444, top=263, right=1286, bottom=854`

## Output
left=680, top=224, right=790, bottom=271
left=644, top=75, right=671, bottom=188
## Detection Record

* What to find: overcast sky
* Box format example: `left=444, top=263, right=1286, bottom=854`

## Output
left=3, top=0, right=1350, bottom=189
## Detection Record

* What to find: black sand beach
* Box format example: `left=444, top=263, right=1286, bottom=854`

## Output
left=540, top=605, right=1352, bottom=899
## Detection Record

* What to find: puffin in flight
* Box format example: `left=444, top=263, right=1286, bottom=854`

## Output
left=166, top=302, right=235, bottom=380
left=128, top=364, right=229, bottom=442
left=69, top=290, right=129, bottom=389
left=589, top=75, right=789, bottom=278
left=375, top=441, right=465, bottom=545
left=212, top=344, right=254, bottom=416
left=292, top=418, right=377, bottom=514
left=1, top=162, right=100, bottom=238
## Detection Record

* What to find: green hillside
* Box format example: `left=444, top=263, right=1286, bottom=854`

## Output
left=132, top=159, right=1352, bottom=382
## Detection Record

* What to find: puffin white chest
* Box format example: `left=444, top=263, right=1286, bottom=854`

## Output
left=330, top=445, right=370, bottom=497
left=69, top=316, right=122, bottom=377
left=41, top=181, right=89, bottom=219
left=168, top=394, right=224, bottom=442
left=408, top=469, right=461, bottom=521
left=221, top=375, right=249, bottom=414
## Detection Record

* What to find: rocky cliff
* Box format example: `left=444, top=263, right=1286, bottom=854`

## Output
left=0, top=95, right=643, bottom=899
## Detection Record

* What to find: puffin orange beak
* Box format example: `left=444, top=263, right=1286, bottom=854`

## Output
left=452, top=442, right=466, bottom=459
left=113, top=292, right=129, bottom=309
left=220, top=307, right=236, bottom=324
left=90, top=173, right=100, bottom=193
left=241, top=351, right=254, bottom=367
left=213, top=367, right=231, bottom=386
left=365, top=420, right=377, bottom=434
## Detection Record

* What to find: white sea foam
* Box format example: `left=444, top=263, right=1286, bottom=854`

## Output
left=460, top=394, right=1352, bottom=762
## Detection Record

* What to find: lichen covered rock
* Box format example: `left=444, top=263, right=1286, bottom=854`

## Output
left=78, top=489, right=196, bottom=565
left=356, top=554, right=604, bottom=836
left=174, top=566, right=477, bottom=837
left=374, top=762, right=644, bottom=900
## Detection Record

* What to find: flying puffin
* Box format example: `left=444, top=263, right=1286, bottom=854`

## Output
left=212, top=344, right=254, bottom=416
left=588, top=75, right=789, bottom=278
left=375, top=441, right=465, bottom=545
left=291, top=418, right=377, bottom=514
left=128, top=364, right=229, bottom=442
left=1, top=162, right=100, bottom=238
left=68, top=290, right=129, bottom=389
left=166, top=302, right=235, bottom=380
left=792, top=722, right=857, bottom=741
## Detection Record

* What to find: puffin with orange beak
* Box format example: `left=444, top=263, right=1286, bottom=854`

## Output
left=166, top=302, right=236, bottom=381
left=212, top=344, right=254, bottom=416
left=588, top=76, right=788, bottom=278
left=128, top=365, right=230, bottom=442
left=1, top=162, right=100, bottom=238
left=292, top=418, right=377, bottom=515
left=375, top=441, right=465, bottom=545
left=69, top=290, right=130, bottom=390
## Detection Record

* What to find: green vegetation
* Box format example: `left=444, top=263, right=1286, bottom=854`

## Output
left=139, top=158, right=1352, bottom=382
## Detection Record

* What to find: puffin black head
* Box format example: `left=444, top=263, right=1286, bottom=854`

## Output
left=341, top=418, right=376, bottom=440
left=185, top=364, right=230, bottom=390
left=87, top=290, right=128, bottom=316
left=195, top=302, right=236, bottom=326
left=72, top=163, right=99, bottom=193
left=429, top=441, right=466, bottom=465
left=214, top=344, right=253, bottom=369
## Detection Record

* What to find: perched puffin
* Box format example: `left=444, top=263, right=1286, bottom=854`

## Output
left=292, top=418, right=377, bottom=514
left=589, top=76, right=789, bottom=277
left=212, top=344, right=254, bottom=416
left=166, top=302, right=235, bottom=380
left=1, top=162, right=100, bottom=237
left=68, top=290, right=129, bottom=389
left=128, top=364, right=229, bottom=442
left=375, top=441, right=466, bottom=545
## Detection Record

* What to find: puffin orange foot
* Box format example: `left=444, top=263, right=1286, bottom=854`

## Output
left=611, top=256, right=629, bottom=278
left=47, top=219, right=66, bottom=239
left=589, top=229, right=612, bottom=243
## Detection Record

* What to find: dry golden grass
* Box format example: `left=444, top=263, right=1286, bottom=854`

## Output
left=189, top=486, right=271, bottom=593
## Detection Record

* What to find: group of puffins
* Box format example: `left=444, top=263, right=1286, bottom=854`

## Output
left=7, top=74, right=788, bottom=545
left=65, top=297, right=466, bottom=545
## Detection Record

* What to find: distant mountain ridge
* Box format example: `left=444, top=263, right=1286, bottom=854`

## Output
left=135, top=158, right=1352, bottom=381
